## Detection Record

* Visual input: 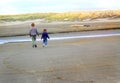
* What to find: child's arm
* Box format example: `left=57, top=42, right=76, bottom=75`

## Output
left=36, top=29, right=39, bottom=36
left=41, top=33, right=43, bottom=39
left=47, top=33, right=50, bottom=39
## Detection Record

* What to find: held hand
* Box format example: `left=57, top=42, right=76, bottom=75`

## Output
left=29, top=35, right=32, bottom=37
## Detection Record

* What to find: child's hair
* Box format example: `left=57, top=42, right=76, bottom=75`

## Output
left=31, top=23, right=35, bottom=27
left=43, top=29, right=47, bottom=32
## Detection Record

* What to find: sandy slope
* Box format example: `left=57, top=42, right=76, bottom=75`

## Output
left=0, top=18, right=120, bottom=37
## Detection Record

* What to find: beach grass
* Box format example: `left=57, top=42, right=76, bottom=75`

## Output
left=0, top=10, right=120, bottom=22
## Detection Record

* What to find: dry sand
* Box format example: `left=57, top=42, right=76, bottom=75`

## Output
left=0, top=36, right=120, bottom=83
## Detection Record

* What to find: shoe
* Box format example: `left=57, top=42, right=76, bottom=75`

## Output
left=43, top=44, right=45, bottom=47
left=43, top=45, right=47, bottom=47
left=35, top=45, right=37, bottom=48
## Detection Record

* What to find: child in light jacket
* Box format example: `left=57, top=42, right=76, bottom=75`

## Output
left=29, top=23, right=39, bottom=48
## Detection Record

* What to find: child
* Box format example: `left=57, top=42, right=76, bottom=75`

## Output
left=41, top=29, right=50, bottom=47
left=29, top=23, right=39, bottom=48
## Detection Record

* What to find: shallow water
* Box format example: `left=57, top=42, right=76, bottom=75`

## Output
left=0, top=30, right=120, bottom=45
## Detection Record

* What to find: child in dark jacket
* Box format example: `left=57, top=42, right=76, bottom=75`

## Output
left=41, top=29, right=50, bottom=47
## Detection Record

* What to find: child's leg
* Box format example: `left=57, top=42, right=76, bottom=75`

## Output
left=43, top=39, right=47, bottom=47
left=44, top=39, right=48, bottom=45
left=43, top=39, right=45, bottom=46
left=32, top=36, right=35, bottom=46
left=32, top=36, right=36, bottom=46
left=43, top=39, right=48, bottom=45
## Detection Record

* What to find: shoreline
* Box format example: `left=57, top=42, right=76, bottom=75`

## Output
left=0, top=28, right=120, bottom=38
left=0, top=29, right=120, bottom=45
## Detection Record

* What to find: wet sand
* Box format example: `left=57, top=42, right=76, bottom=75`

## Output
left=0, top=19, right=120, bottom=37
left=0, top=35, right=120, bottom=83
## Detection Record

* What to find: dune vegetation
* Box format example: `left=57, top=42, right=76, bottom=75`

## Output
left=0, top=10, right=120, bottom=22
